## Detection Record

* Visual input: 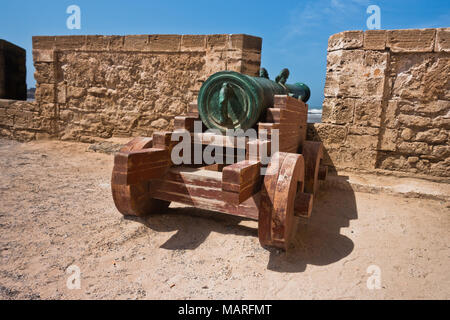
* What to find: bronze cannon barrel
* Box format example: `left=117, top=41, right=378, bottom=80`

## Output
left=197, top=69, right=310, bottom=132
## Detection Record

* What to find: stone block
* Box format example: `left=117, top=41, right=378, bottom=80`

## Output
left=378, top=128, right=398, bottom=151
left=34, top=63, right=56, bottom=84
left=397, top=114, right=432, bottom=128
left=148, top=35, right=181, bottom=51
left=32, top=49, right=55, bottom=63
left=435, top=28, right=450, bottom=52
left=207, top=34, right=229, bottom=50
left=364, top=30, right=387, bottom=50
left=390, top=54, right=449, bottom=101
left=353, top=98, right=382, bottom=127
left=328, top=31, right=363, bottom=51
left=35, top=84, right=55, bottom=103
left=231, top=34, right=262, bottom=51
left=32, top=36, right=55, bottom=50
left=85, top=35, right=109, bottom=50
left=108, top=36, right=124, bottom=50
left=387, top=29, right=436, bottom=53
left=324, top=50, right=388, bottom=99
left=397, top=141, right=430, bottom=155
left=308, top=123, right=347, bottom=147
left=322, top=97, right=354, bottom=124
left=124, top=35, right=148, bottom=51
left=346, top=125, right=379, bottom=149
left=55, top=35, right=86, bottom=50
left=181, top=35, right=206, bottom=51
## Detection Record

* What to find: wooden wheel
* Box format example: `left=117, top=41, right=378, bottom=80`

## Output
left=111, top=137, right=170, bottom=217
left=259, top=152, right=306, bottom=250
left=302, top=141, right=323, bottom=195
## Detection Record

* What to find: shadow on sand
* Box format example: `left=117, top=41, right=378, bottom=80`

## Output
left=124, top=178, right=357, bottom=273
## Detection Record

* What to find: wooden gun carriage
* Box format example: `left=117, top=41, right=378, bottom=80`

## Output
left=111, top=70, right=327, bottom=250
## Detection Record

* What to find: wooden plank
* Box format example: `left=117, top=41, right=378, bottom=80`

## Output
left=174, top=116, right=198, bottom=132
left=294, top=192, right=313, bottom=218
left=259, top=152, right=288, bottom=246
left=302, top=141, right=323, bottom=195
left=192, top=132, right=249, bottom=149
left=152, top=131, right=174, bottom=149
left=112, top=148, right=170, bottom=185
left=149, top=168, right=260, bottom=219
left=246, top=139, right=271, bottom=161
left=164, top=166, right=222, bottom=189
left=274, top=95, right=308, bottom=114
left=318, top=164, right=328, bottom=181
left=187, top=102, right=199, bottom=117
left=271, top=154, right=304, bottom=244
left=221, top=160, right=262, bottom=204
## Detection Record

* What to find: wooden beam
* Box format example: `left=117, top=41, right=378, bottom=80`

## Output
left=149, top=167, right=260, bottom=220
left=222, top=160, right=261, bottom=204
left=112, top=148, right=170, bottom=185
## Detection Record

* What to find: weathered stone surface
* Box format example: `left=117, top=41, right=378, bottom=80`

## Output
left=181, top=35, right=206, bottom=51
left=364, top=30, right=386, bottom=50
left=353, top=98, right=382, bottom=127
left=322, top=97, right=354, bottom=124
left=324, top=50, right=388, bottom=98
left=85, top=36, right=109, bottom=50
left=321, top=28, right=449, bottom=177
left=32, top=49, right=55, bottom=63
left=390, top=54, right=450, bottom=101
left=328, top=31, right=363, bottom=51
left=387, top=29, right=436, bottom=53
left=124, top=35, right=148, bottom=51
left=55, top=35, right=86, bottom=50
left=415, top=128, right=448, bottom=144
left=3, top=34, right=261, bottom=142
left=345, top=125, right=379, bottom=149
left=35, top=84, right=55, bottom=103
left=308, top=123, right=347, bottom=147
left=32, top=36, right=55, bottom=50
left=34, top=63, right=55, bottom=83
left=378, top=128, right=398, bottom=152
left=435, top=28, right=450, bottom=52
left=231, top=34, right=262, bottom=51
left=397, top=141, right=430, bottom=155
left=148, top=35, right=181, bottom=51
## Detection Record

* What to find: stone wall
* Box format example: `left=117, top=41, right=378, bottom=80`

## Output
left=0, top=34, right=261, bottom=142
left=0, top=40, right=26, bottom=100
left=308, top=28, right=449, bottom=177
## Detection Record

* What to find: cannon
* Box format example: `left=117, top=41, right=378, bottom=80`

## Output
left=111, top=68, right=326, bottom=250
left=198, top=68, right=310, bottom=132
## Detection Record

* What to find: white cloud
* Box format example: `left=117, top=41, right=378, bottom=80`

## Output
left=283, top=0, right=369, bottom=39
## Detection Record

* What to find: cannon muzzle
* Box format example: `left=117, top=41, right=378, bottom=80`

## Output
left=197, top=68, right=310, bottom=132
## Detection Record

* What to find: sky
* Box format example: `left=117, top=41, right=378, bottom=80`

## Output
left=1, top=0, right=449, bottom=108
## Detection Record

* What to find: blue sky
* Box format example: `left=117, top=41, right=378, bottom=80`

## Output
left=1, top=0, right=449, bottom=108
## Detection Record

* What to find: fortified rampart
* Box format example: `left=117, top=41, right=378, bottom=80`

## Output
left=308, top=28, right=449, bottom=177
left=0, top=34, right=261, bottom=142
left=0, top=29, right=448, bottom=178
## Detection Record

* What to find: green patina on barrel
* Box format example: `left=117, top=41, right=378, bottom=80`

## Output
left=197, top=70, right=310, bottom=132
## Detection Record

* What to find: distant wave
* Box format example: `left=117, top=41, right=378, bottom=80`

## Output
left=308, top=108, right=322, bottom=114
left=307, top=109, right=322, bottom=123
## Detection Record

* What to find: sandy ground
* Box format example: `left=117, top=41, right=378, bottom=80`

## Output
left=0, top=138, right=449, bottom=300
